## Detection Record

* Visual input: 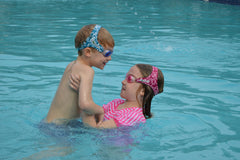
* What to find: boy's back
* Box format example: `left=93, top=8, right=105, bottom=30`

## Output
left=46, top=61, right=79, bottom=124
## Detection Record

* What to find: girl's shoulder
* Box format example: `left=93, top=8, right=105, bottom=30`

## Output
left=103, top=98, right=125, bottom=110
left=110, top=99, right=125, bottom=109
left=123, top=106, right=143, bottom=114
left=111, top=98, right=125, bottom=104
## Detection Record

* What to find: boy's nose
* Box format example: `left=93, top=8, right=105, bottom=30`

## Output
left=106, top=55, right=112, bottom=61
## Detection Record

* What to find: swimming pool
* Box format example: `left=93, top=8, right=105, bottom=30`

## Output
left=0, top=0, right=240, bottom=159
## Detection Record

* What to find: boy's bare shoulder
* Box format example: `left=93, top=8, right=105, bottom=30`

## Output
left=62, top=61, right=75, bottom=75
left=72, top=60, right=95, bottom=76
left=65, top=61, right=75, bottom=70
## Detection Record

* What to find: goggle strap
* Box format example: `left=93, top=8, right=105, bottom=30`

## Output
left=136, top=66, right=159, bottom=95
left=78, top=25, right=104, bottom=52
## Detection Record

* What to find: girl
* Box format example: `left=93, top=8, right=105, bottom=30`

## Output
left=70, top=64, right=164, bottom=128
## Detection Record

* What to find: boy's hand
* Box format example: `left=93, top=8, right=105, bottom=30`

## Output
left=69, top=74, right=81, bottom=92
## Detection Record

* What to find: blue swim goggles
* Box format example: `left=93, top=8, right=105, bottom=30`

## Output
left=77, top=25, right=113, bottom=57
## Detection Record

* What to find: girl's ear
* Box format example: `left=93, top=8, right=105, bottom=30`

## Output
left=140, top=87, right=145, bottom=97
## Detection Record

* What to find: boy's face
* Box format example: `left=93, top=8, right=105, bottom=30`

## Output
left=91, top=46, right=113, bottom=70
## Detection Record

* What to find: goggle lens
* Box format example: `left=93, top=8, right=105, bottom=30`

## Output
left=102, top=50, right=113, bottom=57
left=126, top=75, right=135, bottom=83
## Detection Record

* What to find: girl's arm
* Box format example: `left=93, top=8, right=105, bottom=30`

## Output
left=97, top=119, right=117, bottom=129
left=69, top=73, right=80, bottom=92
left=80, top=112, right=117, bottom=128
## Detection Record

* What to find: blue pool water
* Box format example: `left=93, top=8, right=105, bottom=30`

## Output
left=0, top=0, right=240, bottom=159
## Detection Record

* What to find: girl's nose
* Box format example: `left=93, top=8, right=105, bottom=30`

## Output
left=122, top=79, right=126, bottom=85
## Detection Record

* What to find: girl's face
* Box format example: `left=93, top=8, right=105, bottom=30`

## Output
left=120, top=65, right=144, bottom=102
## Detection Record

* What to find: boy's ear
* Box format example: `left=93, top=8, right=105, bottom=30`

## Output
left=83, top=47, right=92, bottom=57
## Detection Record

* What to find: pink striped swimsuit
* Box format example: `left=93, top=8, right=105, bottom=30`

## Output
left=103, top=99, right=146, bottom=127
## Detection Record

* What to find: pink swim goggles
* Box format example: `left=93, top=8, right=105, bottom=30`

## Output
left=126, top=66, right=159, bottom=95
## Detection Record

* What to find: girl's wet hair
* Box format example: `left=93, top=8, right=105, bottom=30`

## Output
left=136, top=64, right=164, bottom=119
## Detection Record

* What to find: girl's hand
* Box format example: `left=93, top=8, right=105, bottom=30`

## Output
left=97, top=121, right=103, bottom=128
left=69, top=73, right=81, bottom=92
left=96, top=114, right=104, bottom=124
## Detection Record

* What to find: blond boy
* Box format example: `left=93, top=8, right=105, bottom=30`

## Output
left=46, top=24, right=114, bottom=125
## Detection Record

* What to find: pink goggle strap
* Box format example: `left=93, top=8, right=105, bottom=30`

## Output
left=136, top=66, right=159, bottom=95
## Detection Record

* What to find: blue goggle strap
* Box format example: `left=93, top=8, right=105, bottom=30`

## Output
left=78, top=25, right=104, bottom=52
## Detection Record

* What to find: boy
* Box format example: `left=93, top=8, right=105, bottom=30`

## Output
left=46, top=24, right=114, bottom=125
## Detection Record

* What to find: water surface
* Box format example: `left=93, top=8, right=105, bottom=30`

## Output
left=0, top=0, right=240, bottom=159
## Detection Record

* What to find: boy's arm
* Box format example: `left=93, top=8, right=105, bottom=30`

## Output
left=77, top=68, right=104, bottom=115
